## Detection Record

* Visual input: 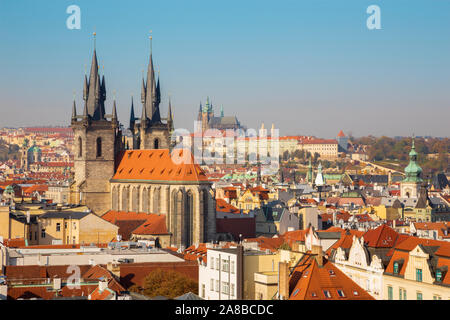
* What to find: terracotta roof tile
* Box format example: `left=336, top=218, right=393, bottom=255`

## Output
left=289, top=256, right=374, bottom=300
left=112, top=149, right=208, bottom=182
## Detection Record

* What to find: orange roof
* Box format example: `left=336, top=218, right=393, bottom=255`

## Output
left=216, top=198, right=240, bottom=214
left=393, top=236, right=447, bottom=252
left=337, top=130, right=346, bottom=137
left=112, top=149, right=209, bottom=182
left=289, top=255, right=374, bottom=300
left=301, top=139, right=338, bottom=145
left=2, top=238, right=26, bottom=248
left=413, top=222, right=450, bottom=239
left=281, top=229, right=309, bottom=246
left=326, top=232, right=358, bottom=256
left=243, top=237, right=285, bottom=252
left=363, top=224, right=399, bottom=248
left=22, top=184, right=48, bottom=194
left=102, top=211, right=168, bottom=236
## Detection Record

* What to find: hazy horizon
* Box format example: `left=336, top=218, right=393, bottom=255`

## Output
left=1, top=0, right=449, bottom=139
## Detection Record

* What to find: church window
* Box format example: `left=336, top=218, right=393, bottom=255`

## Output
left=154, top=138, right=159, bottom=149
left=96, top=137, right=102, bottom=157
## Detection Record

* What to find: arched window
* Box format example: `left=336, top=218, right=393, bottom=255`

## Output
left=154, top=138, right=159, bottom=149
left=96, top=137, right=102, bottom=157
left=78, top=137, right=82, bottom=157
left=393, top=262, right=399, bottom=274
left=184, top=191, right=194, bottom=248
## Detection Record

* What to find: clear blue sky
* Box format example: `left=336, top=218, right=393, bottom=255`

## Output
left=0, top=0, right=449, bottom=138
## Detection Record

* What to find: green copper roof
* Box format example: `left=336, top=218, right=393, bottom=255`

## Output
left=403, top=138, right=423, bottom=183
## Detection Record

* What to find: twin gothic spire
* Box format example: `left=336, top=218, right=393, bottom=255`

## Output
left=75, top=35, right=172, bottom=128
left=140, top=50, right=161, bottom=124
left=82, top=49, right=106, bottom=120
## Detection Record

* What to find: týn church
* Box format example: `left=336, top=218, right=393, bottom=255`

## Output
left=69, top=37, right=216, bottom=248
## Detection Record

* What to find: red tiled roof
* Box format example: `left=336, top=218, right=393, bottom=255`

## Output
left=216, top=198, right=240, bottom=214
left=288, top=255, right=374, bottom=300
left=281, top=229, right=309, bottom=246
left=102, top=211, right=168, bottom=237
left=112, top=149, right=208, bottom=182
left=243, top=237, right=285, bottom=252
left=2, top=238, right=26, bottom=248
left=363, top=224, right=399, bottom=248
left=413, top=222, right=450, bottom=239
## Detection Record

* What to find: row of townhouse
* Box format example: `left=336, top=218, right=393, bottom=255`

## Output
left=328, top=224, right=450, bottom=300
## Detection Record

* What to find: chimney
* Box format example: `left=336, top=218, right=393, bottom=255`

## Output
left=311, top=245, right=324, bottom=267
left=53, top=277, right=61, bottom=290
left=236, top=244, right=244, bottom=299
left=107, top=262, right=121, bottom=278
left=279, top=261, right=290, bottom=300
left=98, top=279, right=108, bottom=293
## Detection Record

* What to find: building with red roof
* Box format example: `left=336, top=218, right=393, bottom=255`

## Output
left=279, top=245, right=374, bottom=300
left=102, top=210, right=170, bottom=247
left=384, top=237, right=450, bottom=300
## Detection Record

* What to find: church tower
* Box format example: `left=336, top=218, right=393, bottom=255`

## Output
left=70, top=37, right=123, bottom=215
left=138, top=36, right=170, bottom=150
left=400, top=137, right=423, bottom=198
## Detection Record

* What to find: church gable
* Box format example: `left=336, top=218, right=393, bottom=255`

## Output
left=111, top=149, right=208, bottom=183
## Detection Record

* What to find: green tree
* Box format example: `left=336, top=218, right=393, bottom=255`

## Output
left=130, top=268, right=198, bottom=299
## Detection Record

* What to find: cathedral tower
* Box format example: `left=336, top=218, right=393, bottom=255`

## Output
left=137, top=36, right=171, bottom=150
left=70, top=40, right=123, bottom=215
left=400, top=137, right=423, bottom=198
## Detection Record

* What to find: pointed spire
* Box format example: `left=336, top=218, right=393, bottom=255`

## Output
left=83, top=75, right=88, bottom=101
left=167, top=96, right=174, bottom=133
left=72, top=100, right=77, bottom=120
left=156, top=77, right=161, bottom=105
left=129, top=97, right=136, bottom=131
left=85, top=32, right=104, bottom=120
left=83, top=101, right=89, bottom=119
left=143, top=32, right=157, bottom=121
left=168, top=96, right=173, bottom=122
left=141, top=102, right=147, bottom=124
left=112, top=99, right=117, bottom=121
left=141, top=75, right=146, bottom=104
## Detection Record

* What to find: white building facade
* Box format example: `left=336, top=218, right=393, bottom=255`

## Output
left=198, top=247, right=243, bottom=300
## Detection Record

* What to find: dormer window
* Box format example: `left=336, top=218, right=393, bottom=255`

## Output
left=436, top=270, right=442, bottom=282
left=393, top=262, right=399, bottom=274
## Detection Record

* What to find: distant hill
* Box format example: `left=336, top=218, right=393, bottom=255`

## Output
left=352, top=136, right=449, bottom=176
left=0, top=140, right=20, bottom=161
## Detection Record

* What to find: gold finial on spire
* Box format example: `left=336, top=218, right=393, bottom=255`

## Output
left=73, top=90, right=76, bottom=100
left=149, top=30, right=153, bottom=53
left=93, top=28, right=97, bottom=49
left=84, top=64, right=87, bottom=75
left=113, top=89, right=116, bottom=100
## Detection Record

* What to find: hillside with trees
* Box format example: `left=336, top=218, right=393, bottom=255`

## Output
left=352, top=136, right=449, bottom=176
left=0, top=140, right=20, bottom=161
